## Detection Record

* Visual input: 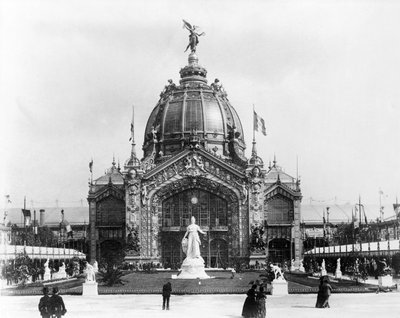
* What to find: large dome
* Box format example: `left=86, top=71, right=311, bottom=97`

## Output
left=143, top=53, right=246, bottom=164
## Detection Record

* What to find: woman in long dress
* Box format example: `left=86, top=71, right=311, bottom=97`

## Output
left=242, top=284, right=258, bottom=318
left=182, top=216, right=206, bottom=259
left=256, top=286, right=266, bottom=318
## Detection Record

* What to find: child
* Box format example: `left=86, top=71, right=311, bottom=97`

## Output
left=38, top=287, right=51, bottom=318
left=49, top=287, right=67, bottom=318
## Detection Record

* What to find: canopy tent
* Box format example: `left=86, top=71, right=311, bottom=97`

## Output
left=305, top=239, right=400, bottom=256
left=0, top=244, right=86, bottom=260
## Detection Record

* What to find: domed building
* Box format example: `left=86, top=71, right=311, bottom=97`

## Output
left=88, top=36, right=303, bottom=269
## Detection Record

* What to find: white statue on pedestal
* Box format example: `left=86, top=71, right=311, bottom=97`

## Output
left=176, top=216, right=210, bottom=279
left=321, top=259, right=327, bottom=276
left=85, top=262, right=96, bottom=282
left=93, top=261, right=99, bottom=273
left=335, top=258, right=342, bottom=279
left=290, top=259, right=295, bottom=271
left=299, top=259, right=305, bottom=272
left=43, top=259, right=51, bottom=281
left=270, top=264, right=284, bottom=281
left=182, top=216, right=207, bottom=259
left=57, top=262, right=67, bottom=279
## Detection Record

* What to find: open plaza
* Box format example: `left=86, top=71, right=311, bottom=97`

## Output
left=3, top=2, right=400, bottom=318
left=1, top=292, right=400, bottom=318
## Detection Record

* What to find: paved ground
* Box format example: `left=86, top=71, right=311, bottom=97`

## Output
left=1, top=292, right=399, bottom=318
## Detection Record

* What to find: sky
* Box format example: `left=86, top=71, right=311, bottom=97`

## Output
left=1, top=0, right=400, bottom=217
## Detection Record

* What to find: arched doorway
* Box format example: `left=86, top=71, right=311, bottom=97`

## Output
left=268, top=238, right=290, bottom=265
left=160, top=188, right=229, bottom=267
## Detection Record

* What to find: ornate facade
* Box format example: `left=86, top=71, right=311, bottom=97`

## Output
left=88, top=49, right=303, bottom=268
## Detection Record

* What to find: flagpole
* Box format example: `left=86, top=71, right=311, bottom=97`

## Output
left=359, top=195, right=362, bottom=228
left=91, top=158, right=93, bottom=184
left=252, top=104, right=255, bottom=142
left=24, top=196, right=26, bottom=244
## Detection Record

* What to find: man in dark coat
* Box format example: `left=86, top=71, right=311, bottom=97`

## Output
left=49, top=287, right=67, bottom=318
left=162, top=281, right=172, bottom=310
left=38, top=287, right=51, bottom=318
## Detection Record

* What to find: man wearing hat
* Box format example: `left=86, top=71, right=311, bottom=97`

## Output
left=49, top=287, right=67, bottom=317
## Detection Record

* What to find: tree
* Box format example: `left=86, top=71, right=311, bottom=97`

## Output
left=10, top=252, right=35, bottom=286
left=333, top=223, right=354, bottom=245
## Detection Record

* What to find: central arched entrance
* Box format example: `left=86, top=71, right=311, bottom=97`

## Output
left=160, top=188, right=229, bottom=267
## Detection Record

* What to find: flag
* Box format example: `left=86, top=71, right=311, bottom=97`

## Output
left=353, top=205, right=359, bottom=229
left=89, top=159, right=93, bottom=173
left=253, top=111, right=266, bottom=136
left=22, top=209, right=31, bottom=226
left=393, top=203, right=400, bottom=215
left=61, top=209, right=73, bottom=238
left=5, top=195, right=11, bottom=203
left=129, top=106, right=135, bottom=141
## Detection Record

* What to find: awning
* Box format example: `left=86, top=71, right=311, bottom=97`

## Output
left=0, top=244, right=86, bottom=260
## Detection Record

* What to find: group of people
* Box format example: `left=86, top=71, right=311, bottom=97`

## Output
left=38, top=287, right=67, bottom=318
left=242, top=284, right=267, bottom=318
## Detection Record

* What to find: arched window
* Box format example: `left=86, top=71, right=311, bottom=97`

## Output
left=162, top=189, right=227, bottom=228
left=265, top=196, right=293, bottom=224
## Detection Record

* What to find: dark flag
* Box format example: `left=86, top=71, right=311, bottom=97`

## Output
left=22, top=209, right=31, bottom=226
left=394, top=203, right=400, bottom=217
left=89, top=159, right=93, bottom=173
left=129, top=105, right=135, bottom=141
left=61, top=209, right=73, bottom=238
left=253, top=111, right=267, bottom=136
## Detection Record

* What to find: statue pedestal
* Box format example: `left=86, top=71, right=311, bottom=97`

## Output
left=249, top=252, right=265, bottom=266
left=174, top=257, right=210, bottom=279
left=321, top=269, right=327, bottom=276
left=378, top=275, right=393, bottom=287
left=82, top=282, right=98, bottom=296
left=271, top=279, right=288, bottom=296
left=335, top=270, right=342, bottom=279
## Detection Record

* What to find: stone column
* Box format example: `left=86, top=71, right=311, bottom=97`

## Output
left=89, top=201, right=97, bottom=263
left=293, top=199, right=302, bottom=268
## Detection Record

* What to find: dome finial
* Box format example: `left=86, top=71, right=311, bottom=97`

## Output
left=112, top=154, right=116, bottom=167
left=183, top=19, right=205, bottom=54
left=273, top=154, right=277, bottom=167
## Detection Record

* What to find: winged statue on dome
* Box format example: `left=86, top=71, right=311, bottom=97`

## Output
left=183, top=19, right=205, bottom=53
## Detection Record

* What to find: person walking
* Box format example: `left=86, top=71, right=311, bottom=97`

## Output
left=242, top=284, right=258, bottom=318
left=320, top=276, right=332, bottom=308
left=38, top=287, right=51, bottom=318
left=162, top=281, right=172, bottom=310
left=316, top=276, right=332, bottom=308
left=256, top=286, right=266, bottom=318
left=49, top=287, right=67, bottom=318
